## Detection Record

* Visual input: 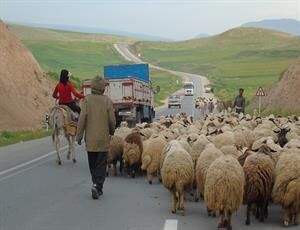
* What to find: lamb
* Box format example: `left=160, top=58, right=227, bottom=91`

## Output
left=272, top=150, right=300, bottom=227
left=161, top=140, right=194, bottom=215
left=141, top=135, right=168, bottom=184
left=195, top=145, right=223, bottom=203
left=123, top=132, right=143, bottom=178
left=205, top=155, right=245, bottom=230
left=107, top=135, right=124, bottom=176
left=242, top=152, right=275, bottom=225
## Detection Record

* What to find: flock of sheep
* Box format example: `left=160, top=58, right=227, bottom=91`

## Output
left=107, top=112, right=300, bottom=230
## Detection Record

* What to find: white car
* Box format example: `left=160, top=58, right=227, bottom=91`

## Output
left=168, top=95, right=181, bottom=109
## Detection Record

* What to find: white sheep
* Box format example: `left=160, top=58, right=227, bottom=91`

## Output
left=161, top=140, right=194, bottom=215
left=205, top=155, right=245, bottom=230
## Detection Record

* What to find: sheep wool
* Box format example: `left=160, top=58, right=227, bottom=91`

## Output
left=272, top=150, right=300, bottom=226
left=205, top=155, right=245, bottom=229
left=141, top=135, right=168, bottom=184
left=161, top=140, right=194, bottom=215
left=243, top=153, right=275, bottom=225
left=195, top=145, right=223, bottom=201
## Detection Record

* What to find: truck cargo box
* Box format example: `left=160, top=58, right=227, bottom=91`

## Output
left=104, top=64, right=149, bottom=82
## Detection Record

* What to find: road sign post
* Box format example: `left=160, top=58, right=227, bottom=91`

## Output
left=256, top=86, right=266, bottom=115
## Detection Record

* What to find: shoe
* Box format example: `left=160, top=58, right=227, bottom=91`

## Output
left=91, top=185, right=103, bottom=200
left=91, top=186, right=99, bottom=200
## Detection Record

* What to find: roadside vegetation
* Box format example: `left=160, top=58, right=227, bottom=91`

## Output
left=0, top=130, right=51, bottom=147
left=130, top=28, right=300, bottom=102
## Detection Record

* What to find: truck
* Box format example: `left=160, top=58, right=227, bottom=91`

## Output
left=82, top=64, right=155, bottom=127
left=183, top=81, right=194, bottom=96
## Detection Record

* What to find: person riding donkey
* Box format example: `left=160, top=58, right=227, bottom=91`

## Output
left=51, top=69, right=84, bottom=135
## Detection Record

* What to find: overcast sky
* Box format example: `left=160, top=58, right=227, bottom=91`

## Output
left=1, top=0, right=299, bottom=40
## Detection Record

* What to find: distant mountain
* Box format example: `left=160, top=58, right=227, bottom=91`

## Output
left=193, top=33, right=210, bottom=39
left=7, top=21, right=172, bottom=41
left=242, top=19, right=300, bottom=36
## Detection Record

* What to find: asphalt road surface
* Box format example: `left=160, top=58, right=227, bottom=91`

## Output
left=0, top=44, right=294, bottom=230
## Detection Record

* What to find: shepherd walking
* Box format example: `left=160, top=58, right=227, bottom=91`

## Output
left=76, top=77, right=116, bottom=199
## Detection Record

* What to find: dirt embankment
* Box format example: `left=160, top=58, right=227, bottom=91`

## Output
left=260, top=59, right=300, bottom=114
left=0, top=20, right=53, bottom=131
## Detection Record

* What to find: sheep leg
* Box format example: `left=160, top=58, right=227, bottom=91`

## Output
left=177, top=191, right=185, bottom=216
left=259, top=202, right=265, bottom=222
left=218, top=210, right=225, bottom=229
left=147, top=172, right=153, bottom=184
left=264, top=200, right=269, bottom=219
left=171, top=190, right=177, bottom=214
left=245, top=204, right=251, bottom=225
left=112, top=160, right=117, bottom=176
left=295, top=211, right=300, bottom=225
left=195, top=186, right=200, bottom=202
left=283, top=208, right=291, bottom=227
left=227, top=210, right=232, bottom=230
left=119, top=159, right=124, bottom=174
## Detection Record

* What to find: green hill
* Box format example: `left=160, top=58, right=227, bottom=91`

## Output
left=129, top=27, right=300, bottom=102
left=9, top=24, right=182, bottom=106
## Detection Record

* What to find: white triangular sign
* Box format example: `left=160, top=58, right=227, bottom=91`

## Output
left=256, top=87, right=265, bottom=96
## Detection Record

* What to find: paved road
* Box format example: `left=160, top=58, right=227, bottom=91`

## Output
left=114, top=43, right=212, bottom=120
left=0, top=44, right=291, bottom=230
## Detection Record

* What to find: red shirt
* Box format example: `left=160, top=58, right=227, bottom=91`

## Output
left=52, top=82, right=84, bottom=104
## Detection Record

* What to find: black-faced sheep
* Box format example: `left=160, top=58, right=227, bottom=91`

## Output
left=123, top=132, right=143, bottom=178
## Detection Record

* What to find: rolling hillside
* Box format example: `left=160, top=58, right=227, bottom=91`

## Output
left=129, top=27, right=300, bottom=102
left=9, top=24, right=182, bottom=106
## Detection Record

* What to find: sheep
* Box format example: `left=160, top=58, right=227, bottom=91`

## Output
left=114, top=125, right=132, bottom=140
left=272, top=150, right=300, bottom=227
left=205, top=155, right=245, bottom=230
left=161, top=140, right=194, bottom=215
left=242, top=152, right=275, bottom=225
left=141, top=135, right=168, bottom=184
left=220, top=145, right=242, bottom=159
left=195, top=145, right=223, bottom=203
left=107, top=135, right=124, bottom=176
left=190, top=135, right=211, bottom=165
left=123, top=132, right=143, bottom=178
left=139, top=127, right=154, bottom=141
left=212, top=131, right=235, bottom=149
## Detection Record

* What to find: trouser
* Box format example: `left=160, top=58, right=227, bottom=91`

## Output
left=60, top=101, right=81, bottom=114
left=236, top=108, right=245, bottom=114
left=87, top=152, right=108, bottom=192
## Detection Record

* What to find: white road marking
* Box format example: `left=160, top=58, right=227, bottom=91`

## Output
left=163, top=219, right=178, bottom=230
left=0, top=145, right=69, bottom=178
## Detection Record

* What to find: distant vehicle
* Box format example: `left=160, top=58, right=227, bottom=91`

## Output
left=168, top=95, right=181, bottom=108
left=204, top=84, right=213, bottom=93
left=184, top=81, right=194, bottom=96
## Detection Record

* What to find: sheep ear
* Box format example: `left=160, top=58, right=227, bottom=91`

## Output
left=273, top=130, right=280, bottom=134
left=139, top=132, right=145, bottom=137
left=187, top=137, right=192, bottom=143
left=164, top=136, right=169, bottom=140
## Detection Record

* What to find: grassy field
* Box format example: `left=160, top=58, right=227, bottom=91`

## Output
left=130, top=28, right=300, bottom=102
left=24, top=40, right=129, bottom=79
left=0, top=130, right=51, bottom=147
left=11, top=24, right=183, bottom=107
left=151, top=69, right=182, bottom=106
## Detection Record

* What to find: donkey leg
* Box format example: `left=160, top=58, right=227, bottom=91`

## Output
left=56, top=135, right=62, bottom=165
left=71, top=135, right=76, bottom=163
left=66, top=135, right=71, bottom=160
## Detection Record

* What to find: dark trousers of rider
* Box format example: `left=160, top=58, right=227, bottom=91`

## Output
left=87, top=152, right=107, bottom=192
left=60, top=101, right=81, bottom=114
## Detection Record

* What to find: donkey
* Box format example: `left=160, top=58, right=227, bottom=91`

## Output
left=49, top=106, right=77, bottom=165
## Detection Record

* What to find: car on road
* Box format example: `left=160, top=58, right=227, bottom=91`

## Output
left=168, top=95, right=181, bottom=108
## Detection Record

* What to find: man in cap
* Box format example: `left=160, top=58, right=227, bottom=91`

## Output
left=233, top=88, right=246, bottom=114
left=77, top=76, right=116, bottom=199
